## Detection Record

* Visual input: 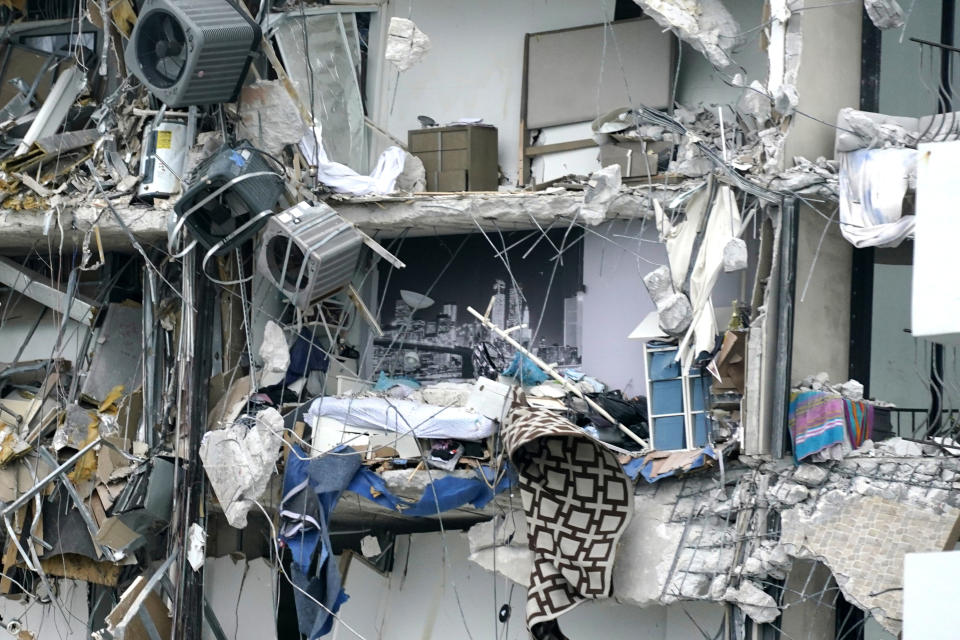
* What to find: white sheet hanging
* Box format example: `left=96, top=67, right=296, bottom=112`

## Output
left=299, top=125, right=406, bottom=196
left=306, top=396, right=496, bottom=441
left=838, top=148, right=916, bottom=248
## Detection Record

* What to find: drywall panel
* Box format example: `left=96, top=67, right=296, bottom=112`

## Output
left=332, top=531, right=722, bottom=640
left=526, top=18, right=673, bottom=129
left=790, top=205, right=851, bottom=385
left=371, top=0, right=617, bottom=186
left=1, top=579, right=89, bottom=638
left=203, top=556, right=278, bottom=640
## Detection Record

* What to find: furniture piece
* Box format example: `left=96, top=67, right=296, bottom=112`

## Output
left=645, top=342, right=710, bottom=450
left=407, top=124, right=498, bottom=192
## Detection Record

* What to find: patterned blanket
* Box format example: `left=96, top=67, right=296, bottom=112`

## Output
left=502, top=404, right=633, bottom=630
left=789, top=391, right=847, bottom=461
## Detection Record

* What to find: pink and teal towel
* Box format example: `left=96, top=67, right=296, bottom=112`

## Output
left=842, top=399, right=874, bottom=448
left=789, top=391, right=847, bottom=461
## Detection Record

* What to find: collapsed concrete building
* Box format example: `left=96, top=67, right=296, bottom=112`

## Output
left=0, top=0, right=957, bottom=638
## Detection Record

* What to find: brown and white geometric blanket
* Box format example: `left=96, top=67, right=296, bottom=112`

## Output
left=502, top=404, right=634, bottom=629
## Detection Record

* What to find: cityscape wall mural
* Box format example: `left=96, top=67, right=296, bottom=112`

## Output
left=373, top=229, right=584, bottom=382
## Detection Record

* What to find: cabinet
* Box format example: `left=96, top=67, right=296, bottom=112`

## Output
left=645, top=342, right=710, bottom=450
left=407, top=124, right=498, bottom=192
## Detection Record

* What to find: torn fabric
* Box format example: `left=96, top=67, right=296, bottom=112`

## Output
left=502, top=405, right=633, bottom=629
left=280, top=445, right=361, bottom=639
left=300, top=126, right=406, bottom=196
left=838, top=148, right=916, bottom=248
left=347, top=465, right=511, bottom=515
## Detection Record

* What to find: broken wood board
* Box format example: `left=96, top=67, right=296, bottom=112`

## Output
left=36, top=553, right=121, bottom=586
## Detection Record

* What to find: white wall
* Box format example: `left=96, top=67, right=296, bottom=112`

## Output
left=370, top=0, right=617, bottom=186
left=332, top=531, right=723, bottom=640
left=674, top=0, right=768, bottom=107
left=581, top=219, right=748, bottom=397
left=203, top=556, right=279, bottom=640
left=1, top=579, right=89, bottom=639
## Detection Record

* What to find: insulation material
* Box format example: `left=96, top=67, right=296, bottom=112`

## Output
left=199, top=408, right=285, bottom=528
left=632, top=0, right=741, bottom=68
left=838, top=148, right=916, bottom=248
left=385, top=17, right=431, bottom=71
left=258, top=321, right=290, bottom=387
left=236, top=80, right=308, bottom=156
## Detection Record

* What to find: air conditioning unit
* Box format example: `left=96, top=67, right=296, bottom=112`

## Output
left=124, top=0, right=260, bottom=108
left=175, top=140, right=284, bottom=253
left=256, top=202, right=364, bottom=310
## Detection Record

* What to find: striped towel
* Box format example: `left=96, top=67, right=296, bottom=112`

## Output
left=843, top=399, right=874, bottom=448
left=789, top=391, right=847, bottom=461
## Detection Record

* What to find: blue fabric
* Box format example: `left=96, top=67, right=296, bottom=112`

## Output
left=280, top=446, right=360, bottom=639
left=502, top=353, right=548, bottom=385
left=285, top=329, right=330, bottom=385
left=625, top=445, right=717, bottom=483
left=348, top=465, right=514, bottom=516
left=373, top=371, right=421, bottom=391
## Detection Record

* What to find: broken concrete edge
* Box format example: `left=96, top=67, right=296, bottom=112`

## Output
left=466, top=439, right=960, bottom=634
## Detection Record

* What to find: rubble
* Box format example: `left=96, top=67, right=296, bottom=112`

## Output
left=633, top=0, right=742, bottom=69
left=385, top=17, right=432, bottom=72
left=0, top=0, right=947, bottom=637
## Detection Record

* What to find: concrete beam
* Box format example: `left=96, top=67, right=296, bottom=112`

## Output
left=0, top=200, right=169, bottom=253
left=328, top=185, right=694, bottom=238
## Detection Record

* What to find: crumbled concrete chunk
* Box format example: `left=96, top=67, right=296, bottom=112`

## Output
left=864, top=0, right=905, bottom=29
left=385, top=18, right=431, bottom=71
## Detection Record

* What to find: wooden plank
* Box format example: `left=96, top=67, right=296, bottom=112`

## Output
left=523, top=138, right=598, bottom=157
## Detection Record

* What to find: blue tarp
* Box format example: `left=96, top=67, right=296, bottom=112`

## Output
left=347, top=464, right=513, bottom=516
left=623, top=445, right=718, bottom=483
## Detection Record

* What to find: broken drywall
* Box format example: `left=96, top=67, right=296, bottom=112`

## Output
left=632, top=0, right=741, bottom=69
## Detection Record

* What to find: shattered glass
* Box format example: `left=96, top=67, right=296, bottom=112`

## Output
left=275, top=13, right=365, bottom=173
